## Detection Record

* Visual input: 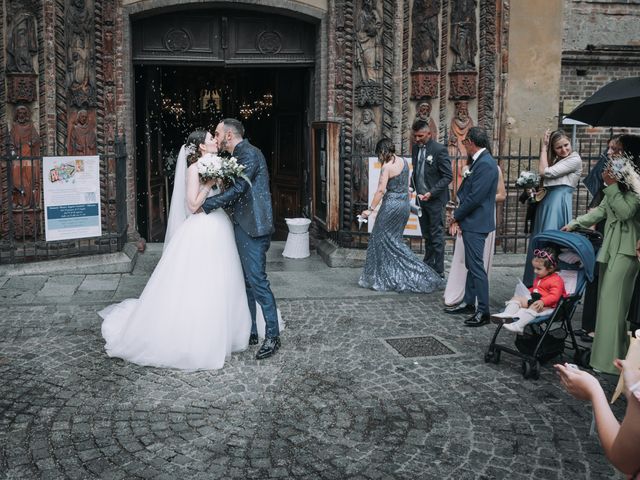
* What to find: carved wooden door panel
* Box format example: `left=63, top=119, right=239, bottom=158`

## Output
left=141, top=67, right=167, bottom=242
left=271, top=112, right=303, bottom=240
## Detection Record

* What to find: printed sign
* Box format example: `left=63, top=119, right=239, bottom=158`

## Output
left=43, top=156, right=101, bottom=241
left=367, top=156, right=422, bottom=237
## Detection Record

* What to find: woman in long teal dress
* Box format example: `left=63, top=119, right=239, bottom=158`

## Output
left=562, top=152, right=640, bottom=375
left=524, top=129, right=582, bottom=284
left=358, top=138, right=445, bottom=293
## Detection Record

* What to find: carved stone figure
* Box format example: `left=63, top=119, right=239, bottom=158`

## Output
left=68, top=109, right=97, bottom=155
left=415, top=101, right=438, bottom=139
left=65, top=0, right=96, bottom=107
left=9, top=105, right=41, bottom=209
left=7, top=13, right=37, bottom=74
left=353, top=108, right=379, bottom=202
left=105, top=88, right=115, bottom=115
left=354, top=108, right=378, bottom=154
left=355, top=0, right=382, bottom=85
left=411, top=0, right=439, bottom=71
left=448, top=100, right=474, bottom=195
left=450, top=0, right=477, bottom=71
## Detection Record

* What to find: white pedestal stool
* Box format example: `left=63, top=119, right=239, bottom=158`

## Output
left=282, top=218, right=311, bottom=259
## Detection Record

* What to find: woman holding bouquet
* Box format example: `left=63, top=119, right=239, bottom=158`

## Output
left=524, top=129, right=582, bottom=284
left=99, top=130, right=252, bottom=370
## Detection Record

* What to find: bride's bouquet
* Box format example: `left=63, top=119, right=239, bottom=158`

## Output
left=196, top=153, right=224, bottom=182
left=196, top=152, right=252, bottom=187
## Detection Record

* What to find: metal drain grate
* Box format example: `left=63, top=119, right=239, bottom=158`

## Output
left=384, top=336, right=455, bottom=358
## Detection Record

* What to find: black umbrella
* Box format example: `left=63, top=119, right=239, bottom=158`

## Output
left=566, top=76, right=640, bottom=127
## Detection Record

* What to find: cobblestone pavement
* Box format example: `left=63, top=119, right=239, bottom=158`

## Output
left=0, top=247, right=622, bottom=479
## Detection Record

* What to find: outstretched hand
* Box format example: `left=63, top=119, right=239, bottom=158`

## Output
left=554, top=363, right=603, bottom=402
left=614, top=359, right=640, bottom=399
left=543, top=129, right=551, bottom=147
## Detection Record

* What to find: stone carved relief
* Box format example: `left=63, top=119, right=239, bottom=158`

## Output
left=353, top=108, right=378, bottom=155
left=449, top=70, right=477, bottom=99
left=448, top=100, right=474, bottom=195
left=257, top=31, right=283, bottom=54
left=6, top=12, right=37, bottom=73
left=105, top=87, right=116, bottom=115
left=415, top=101, right=438, bottom=139
left=9, top=105, right=41, bottom=209
left=65, top=0, right=96, bottom=108
left=6, top=73, right=38, bottom=103
left=352, top=108, right=379, bottom=202
left=103, top=0, right=115, bottom=24
left=355, top=0, right=383, bottom=105
left=67, top=109, right=97, bottom=155
left=450, top=0, right=477, bottom=71
left=411, top=71, right=439, bottom=99
left=411, top=0, right=439, bottom=72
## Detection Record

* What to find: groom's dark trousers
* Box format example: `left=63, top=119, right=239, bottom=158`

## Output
left=234, top=225, right=279, bottom=338
left=201, top=138, right=279, bottom=339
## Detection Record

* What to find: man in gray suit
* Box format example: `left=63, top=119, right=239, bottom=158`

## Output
left=202, top=118, right=280, bottom=360
left=411, top=119, right=452, bottom=278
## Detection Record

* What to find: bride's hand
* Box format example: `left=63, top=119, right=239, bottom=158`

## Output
left=204, top=178, right=216, bottom=190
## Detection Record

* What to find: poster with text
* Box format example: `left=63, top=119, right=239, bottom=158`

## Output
left=367, top=156, right=422, bottom=237
left=43, top=156, right=101, bottom=241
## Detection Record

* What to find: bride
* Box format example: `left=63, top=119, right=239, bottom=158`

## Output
left=99, top=130, right=252, bottom=370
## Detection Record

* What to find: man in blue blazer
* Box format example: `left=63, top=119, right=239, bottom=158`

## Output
left=201, top=118, right=280, bottom=359
left=411, top=119, right=452, bottom=277
left=445, top=127, right=498, bottom=326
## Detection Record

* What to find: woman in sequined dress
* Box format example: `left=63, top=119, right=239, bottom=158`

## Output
left=358, top=138, right=445, bottom=293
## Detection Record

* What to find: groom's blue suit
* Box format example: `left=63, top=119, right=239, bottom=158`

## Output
left=453, top=149, right=498, bottom=315
left=201, top=139, right=279, bottom=338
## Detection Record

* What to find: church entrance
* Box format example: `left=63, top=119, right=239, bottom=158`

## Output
left=131, top=8, right=316, bottom=242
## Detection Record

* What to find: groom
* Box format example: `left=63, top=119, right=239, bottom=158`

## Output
left=201, top=118, right=280, bottom=360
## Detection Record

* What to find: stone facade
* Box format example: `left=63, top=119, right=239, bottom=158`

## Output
left=2, top=0, right=634, bottom=253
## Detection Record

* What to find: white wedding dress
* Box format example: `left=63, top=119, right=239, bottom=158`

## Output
left=99, top=146, right=252, bottom=370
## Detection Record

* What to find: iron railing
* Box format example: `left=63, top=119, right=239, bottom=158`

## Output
left=333, top=138, right=606, bottom=255
left=0, top=136, right=128, bottom=264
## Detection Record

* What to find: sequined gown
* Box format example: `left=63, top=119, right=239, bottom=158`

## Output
left=359, top=159, right=446, bottom=293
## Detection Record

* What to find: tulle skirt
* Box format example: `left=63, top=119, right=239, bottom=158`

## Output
left=99, top=210, right=252, bottom=370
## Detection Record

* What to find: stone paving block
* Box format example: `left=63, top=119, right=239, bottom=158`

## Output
left=78, top=274, right=121, bottom=291
left=37, top=275, right=85, bottom=297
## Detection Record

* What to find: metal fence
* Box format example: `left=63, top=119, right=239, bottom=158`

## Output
left=0, top=136, right=128, bottom=264
left=333, top=138, right=606, bottom=254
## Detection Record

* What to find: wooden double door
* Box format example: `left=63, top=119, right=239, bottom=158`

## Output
left=135, top=66, right=309, bottom=241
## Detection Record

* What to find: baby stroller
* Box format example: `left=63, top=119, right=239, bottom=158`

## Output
left=485, top=230, right=597, bottom=379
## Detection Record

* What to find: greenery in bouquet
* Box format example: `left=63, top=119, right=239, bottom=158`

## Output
left=220, top=156, right=251, bottom=187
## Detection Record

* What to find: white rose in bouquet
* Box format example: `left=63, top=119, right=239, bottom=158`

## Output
left=197, top=153, right=223, bottom=182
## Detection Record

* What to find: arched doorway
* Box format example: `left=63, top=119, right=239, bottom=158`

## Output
left=131, top=8, right=316, bottom=241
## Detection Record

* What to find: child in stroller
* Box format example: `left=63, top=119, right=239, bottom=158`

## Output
left=485, top=230, right=595, bottom=379
left=492, top=247, right=567, bottom=333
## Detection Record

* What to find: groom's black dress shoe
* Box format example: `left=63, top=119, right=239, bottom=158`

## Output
left=444, top=302, right=475, bottom=315
left=464, top=312, right=490, bottom=327
left=249, top=333, right=259, bottom=345
left=256, top=336, right=280, bottom=360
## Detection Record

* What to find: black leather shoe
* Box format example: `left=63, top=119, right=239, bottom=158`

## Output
left=444, top=302, right=475, bottom=315
left=249, top=333, right=259, bottom=345
left=464, top=312, right=490, bottom=327
left=256, top=337, right=281, bottom=360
